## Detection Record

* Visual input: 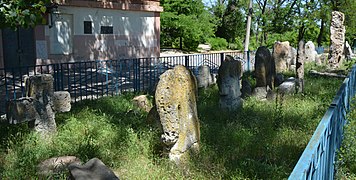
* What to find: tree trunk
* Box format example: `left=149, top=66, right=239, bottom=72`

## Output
left=243, top=0, right=253, bottom=61
left=317, top=18, right=325, bottom=47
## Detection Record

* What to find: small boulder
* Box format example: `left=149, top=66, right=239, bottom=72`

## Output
left=278, top=78, right=296, bottom=95
left=252, top=87, right=268, bottom=100
left=132, top=95, right=152, bottom=112
left=68, top=158, right=119, bottom=180
left=53, top=91, right=71, bottom=113
left=37, top=156, right=81, bottom=177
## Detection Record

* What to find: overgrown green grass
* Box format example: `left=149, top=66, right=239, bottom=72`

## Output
left=0, top=65, right=345, bottom=179
left=335, top=100, right=356, bottom=179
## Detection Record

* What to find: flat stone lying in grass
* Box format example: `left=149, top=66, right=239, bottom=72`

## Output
left=155, top=65, right=200, bottom=165
left=278, top=77, right=296, bottom=95
left=37, top=156, right=81, bottom=178
left=68, top=158, right=119, bottom=180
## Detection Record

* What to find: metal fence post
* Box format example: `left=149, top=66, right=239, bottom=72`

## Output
left=220, top=52, right=225, bottom=65
left=185, top=55, right=190, bottom=68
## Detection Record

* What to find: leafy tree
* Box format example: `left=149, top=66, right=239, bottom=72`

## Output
left=160, top=0, right=216, bottom=50
left=0, top=0, right=50, bottom=28
left=338, top=0, right=356, bottom=44
left=212, top=0, right=245, bottom=43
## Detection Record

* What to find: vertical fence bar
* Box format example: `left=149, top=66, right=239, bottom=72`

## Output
left=220, top=53, right=225, bottom=65
left=185, top=55, right=189, bottom=69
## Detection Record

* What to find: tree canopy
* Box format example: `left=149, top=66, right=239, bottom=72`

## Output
left=0, top=0, right=49, bottom=28
left=161, top=0, right=356, bottom=50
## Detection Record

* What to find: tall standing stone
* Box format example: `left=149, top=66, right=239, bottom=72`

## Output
left=26, top=75, right=57, bottom=134
left=253, top=46, right=276, bottom=100
left=296, top=40, right=305, bottom=93
left=217, top=56, right=243, bottom=110
left=273, top=41, right=292, bottom=73
left=329, top=11, right=345, bottom=68
left=254, top=46, right=275, bottom=89
left=155, top=65, right=200, bottom=165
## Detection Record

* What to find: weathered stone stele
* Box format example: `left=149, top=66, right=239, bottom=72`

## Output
left=255, top=46, right=275, bottom=89
left=6, top=74, right=71, bottom=136
left=273, top=41, right=295, bottom=73
left=26, top=74, right=56, bottom=134
left=155, top=65, right=200, bottom=165
left=305, top=41, right=317, bottom=62
left=217, top=55, right=243, bottom=110
left=329, top=11, right=346, bottom=68
left=196, top=65, right=214, bottom=88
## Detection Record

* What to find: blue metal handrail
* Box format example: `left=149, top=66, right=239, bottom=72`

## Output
left=289, top=65, right=356, bottom=179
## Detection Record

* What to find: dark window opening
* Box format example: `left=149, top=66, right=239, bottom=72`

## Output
left=84, top=21, right=92, bottom=34
left=100, top=26, right=113, bottom=34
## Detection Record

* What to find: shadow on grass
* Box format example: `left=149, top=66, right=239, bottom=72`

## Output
left=193, top=73, right=342, bottom=179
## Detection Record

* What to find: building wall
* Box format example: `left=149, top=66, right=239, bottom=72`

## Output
left=36, top=6, right=160, bottom=64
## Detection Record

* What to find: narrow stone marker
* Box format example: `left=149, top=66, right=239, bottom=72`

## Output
left=196, top=65, right=214, bottom=88
left=155, top=65, right=200, bottom=165
left=6, top=74, right=71, bottom=136
left=217, top=55, right=243, bottom=110
left=253, top=46, right=276, bottom=100
left=296, top=40, right=305, bottom=93
left=329, top=11, right=345, bottom=68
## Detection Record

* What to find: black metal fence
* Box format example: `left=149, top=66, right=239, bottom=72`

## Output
left=0, top=51, right=254, bottom=115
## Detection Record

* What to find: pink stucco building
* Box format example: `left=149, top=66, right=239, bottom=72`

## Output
left=0, top=0, right=162, bottom=69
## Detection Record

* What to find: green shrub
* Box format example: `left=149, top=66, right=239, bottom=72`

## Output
left=207, top=37, right=228, bottom=50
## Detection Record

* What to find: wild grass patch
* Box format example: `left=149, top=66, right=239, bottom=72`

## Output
left=0, top=65, right=344, bottom=179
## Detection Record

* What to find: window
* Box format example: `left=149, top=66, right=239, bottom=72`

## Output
left=100, top=26, right=113, bottom=34
left=84, top=21, right=92, bottom=34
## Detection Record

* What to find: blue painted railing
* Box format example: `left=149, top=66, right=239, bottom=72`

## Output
left=289, top=64, right=356, bottom=179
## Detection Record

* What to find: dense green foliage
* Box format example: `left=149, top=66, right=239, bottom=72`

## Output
left=0, top=0, right=49, bottom=28
left=0, top=64, right=344, bottom=179
left=160, top=0, right=216, bottom=50
left=160, top=0, right=356, bottom=50
left=206, top=37, right=228, bottom=50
